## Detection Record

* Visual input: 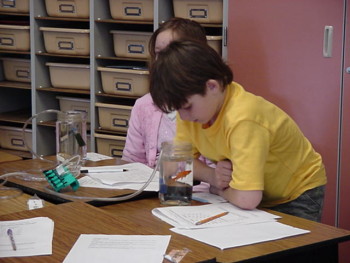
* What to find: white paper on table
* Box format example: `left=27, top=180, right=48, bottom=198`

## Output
left=171, top=221, right=310, bottom=250
left=152, top=202, right=280, bottom=229
left=63, top=234, right=171, bottom=263
left=192, top=192, right=228, bottom=203
left=78, top=163, right=159, bottom=191
left=0, top=217, right=54, bottom=257
left=85, top=152, right=114, bottom=161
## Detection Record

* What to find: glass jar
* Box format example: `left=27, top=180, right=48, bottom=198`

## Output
left=56, top=111, right=87, bottom=177
left=159, top=141, right=193, bottom=205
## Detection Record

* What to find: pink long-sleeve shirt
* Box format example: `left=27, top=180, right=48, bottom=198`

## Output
left=122, top=93, right=210, bottom=193
left=122, top=93, right=175, bottom=168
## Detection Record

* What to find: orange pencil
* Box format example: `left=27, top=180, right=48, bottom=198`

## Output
left=195, top=211, right=229, bottom=225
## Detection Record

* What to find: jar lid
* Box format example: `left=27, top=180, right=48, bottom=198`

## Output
left=161, top=141, right=193, bottom=157
left=57, top=111, right=86, bottom=122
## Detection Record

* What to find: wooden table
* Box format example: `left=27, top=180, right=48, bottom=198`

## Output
left=100, top=198, right=350, bottom=263
left=0, top=151, right=22, bottom=163
left=0, top=199, right=350, bottom=263
left=2, top=158, right=350, bottom=262
left=0, top=157, right=155, bottom=205
left=0, top=187, right=54, bottom=216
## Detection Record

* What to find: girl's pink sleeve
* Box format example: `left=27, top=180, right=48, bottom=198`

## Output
left=122, top=102, right=148, bottom=165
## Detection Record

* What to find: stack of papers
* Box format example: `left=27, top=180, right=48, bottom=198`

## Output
left=152, top=203, right=310, bottom=250
left=0, top=217, right=54, bottom=258
left=153, top=203, right=279, bottom=229
left=78, top=163, right=159, bottom=191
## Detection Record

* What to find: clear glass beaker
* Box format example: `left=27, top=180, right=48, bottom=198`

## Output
left=159, top=141, right=193, bottom=205
left=56, top=111, right=87, bottom=177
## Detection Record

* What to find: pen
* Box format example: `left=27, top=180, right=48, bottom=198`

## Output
left=80, top=168, right=128, bottom=173
left=7, top=228, right=17, bottom=251
left=195, top=211, right=229, bottom=225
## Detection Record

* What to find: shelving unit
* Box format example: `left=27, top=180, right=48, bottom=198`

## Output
left=0, top=7, right=31, bottom=158
left=0, top=0, right=227, bottom=158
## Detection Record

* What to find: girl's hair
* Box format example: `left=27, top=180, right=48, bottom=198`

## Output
left=150, top=40, right=233, bottom=113
left=149, top=17, right=207, bottom=64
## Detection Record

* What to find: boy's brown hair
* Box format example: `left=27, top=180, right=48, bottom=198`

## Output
left=150, top=40, right=233, bottom=113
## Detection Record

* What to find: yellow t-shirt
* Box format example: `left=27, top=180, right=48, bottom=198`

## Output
left=175, top=82, right=326, bottom=206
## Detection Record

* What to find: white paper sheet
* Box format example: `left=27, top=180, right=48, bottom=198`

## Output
left=85, top=152, right=113, bottom=161
left=152, top=202, right=279, bottom=229
left=192, top=192, right=228, bottom=203
left=78, top=163, right=159, bottom=191
left=0, top=217, right=54, bottom=258
left=63, top=234, right=171, bottom=263
left=171, top=221, right=310, bottom=250
left=152, top=203, right=309, bottom=250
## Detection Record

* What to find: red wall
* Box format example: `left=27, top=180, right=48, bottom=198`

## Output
left=227, top=0, right=344, bottom=226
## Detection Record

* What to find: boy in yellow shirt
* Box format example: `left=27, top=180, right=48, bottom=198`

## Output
left=149, top=40, right=327, bottom=222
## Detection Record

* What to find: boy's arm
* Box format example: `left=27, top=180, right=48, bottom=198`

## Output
left=213, top=187, right=263, bottom=210
left=193, top=159, right=232, bottom=190
left=195, top=156, right=263, bottom=210
left=217, top=121, right=267, bottom=210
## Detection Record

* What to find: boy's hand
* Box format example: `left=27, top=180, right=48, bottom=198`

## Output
left=212, top=159, right=232, bottom=189
left=209, top=185, right=220, bottom=195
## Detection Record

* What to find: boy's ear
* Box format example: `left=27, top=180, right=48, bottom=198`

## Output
left=206, top=79, right=221, bottom=93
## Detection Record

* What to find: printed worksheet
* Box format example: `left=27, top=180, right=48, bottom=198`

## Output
left=152, top=202, right=279, bottom=229
left=78, top=162, right=159, bottom=191
left=0, top=217, right=54, bottom=258
left=63, top=234, right=171, bottom=263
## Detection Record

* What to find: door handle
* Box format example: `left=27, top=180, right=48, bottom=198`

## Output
left=323, top=26, right=333, bottom=58
left=346, top=67, right=350, bottom=74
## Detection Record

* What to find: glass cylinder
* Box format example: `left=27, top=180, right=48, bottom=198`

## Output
left=159, top=141, right=193, bottom=205
left=56, top=111, right=87, bottom=177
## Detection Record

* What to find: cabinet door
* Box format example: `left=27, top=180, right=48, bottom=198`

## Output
left=227, top=0, right=344, bottom=225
